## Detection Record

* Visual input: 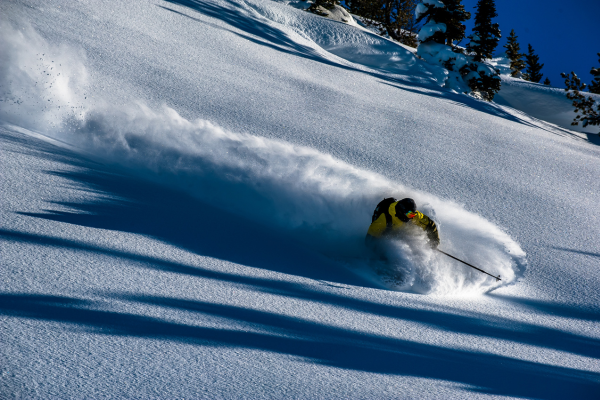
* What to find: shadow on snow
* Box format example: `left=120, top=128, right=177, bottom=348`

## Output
left=16, top=168, right=369, bottom=288
left=0, top=292, right=598, bottom=399
left=3, top=124, right=600, bottom=398
left=4, top=225, right=600, bottom=362
left=1, top=127, right=370, bottom=288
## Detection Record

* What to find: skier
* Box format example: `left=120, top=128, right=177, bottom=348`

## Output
left=366, top=197, right=440, bottom=249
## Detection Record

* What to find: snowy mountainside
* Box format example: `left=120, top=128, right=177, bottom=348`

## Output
left=489, top=55, right=600, bottom=137
left=0, top=20, right=523, bottom=294
left=495, top=76, right=600, bottom=137
left=1, top=0, right=600, bottom=398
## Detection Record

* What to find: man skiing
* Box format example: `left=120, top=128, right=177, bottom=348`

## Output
left=365, top=198, right=502, bottom=281
left=366, top=197, right=440, bottom=249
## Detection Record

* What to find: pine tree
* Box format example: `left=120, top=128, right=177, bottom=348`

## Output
left=444, top=0, right=471, bottom=46
left=466, top=0, right=501, bottom=62
left=561, top=71, right=600, bottom=133
left=415, top=0, right=452, bottom=45
left=503, top=29, right=526, bottom=77
left=414, top=0, right=500, bottom=101
left=524, top=44, right=544, bottom=83
left=590, top=53, right=600, bottom=94
left=543, top=77, right=551, bottom=86
left=350, top=0, right=419, bottom=47
left=464, top=66, right=501, bottom=101
left=379, top=0, right=419, bottom=46
left=345, top=0, right=360, bottom=14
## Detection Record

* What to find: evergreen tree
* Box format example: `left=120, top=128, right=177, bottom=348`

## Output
left=415, top=0, right=451, bottom=45
left=444, top=0, right=471, bottom=46
left=561, top=71, right=600, bottom=133
left=461, top=62, right=501, bottom=101
left=350, top=0, right=419, bottom=47
left=379, top=0, right=419, bottom=47
left=466, top=0, right=500, bottom=62
left=345, top=0, right=361, bottom=14
left=503, top=29, right=526, bottom=77
left=590, top=53, right=600, bottom=94
left=415, top=0, right=500, bottom=101
left=543, top=77, right=551, bottom=86
left=524, top=44, right=544, bottom=83
left=398, top=7, right=420, bottom=47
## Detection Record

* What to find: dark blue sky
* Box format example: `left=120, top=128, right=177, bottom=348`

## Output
left=460, top=0, right=599, bottom=87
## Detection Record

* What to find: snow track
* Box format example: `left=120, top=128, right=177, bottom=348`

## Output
left=2, top=21, right=524, bottom=294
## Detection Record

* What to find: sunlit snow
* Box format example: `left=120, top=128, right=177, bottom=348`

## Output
left=1, top=0, right=599, bottom=398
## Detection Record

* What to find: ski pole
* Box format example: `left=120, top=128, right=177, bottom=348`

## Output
left=436, top=249, right=501, bottom=281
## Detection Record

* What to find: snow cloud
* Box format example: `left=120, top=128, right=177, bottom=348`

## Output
left=0, top=21, right=88, bottom=131
left=61, top=103, right=525, bottom=294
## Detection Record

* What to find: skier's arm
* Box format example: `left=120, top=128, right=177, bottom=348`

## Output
left=411, top=211, right=440, bottom=248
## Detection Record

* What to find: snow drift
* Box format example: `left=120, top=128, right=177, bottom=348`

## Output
left=1, top=21, right=525, bottom=294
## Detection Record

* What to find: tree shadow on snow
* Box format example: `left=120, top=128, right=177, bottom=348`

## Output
left=587, top=133, right=600, bottom=146
left=2, top=128, right=369, bottom=288
left=0, top=292, right=598, bottom=399
left=4, top=218, right=600, bottom=364
left=161, top=0, right=348, bottom=71
left=4, top=224, right=600, bottom=363
left=489, top=293, right=600, bottom=323
left=15, top=168, right=369, bottom=287
left=552, top=246, right=600, bottom=260
left=4, top=129, right=600, bottom=398
left=379, top=81, right=539, bottom=128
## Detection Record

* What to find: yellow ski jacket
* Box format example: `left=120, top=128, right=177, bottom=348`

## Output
left=366, top=200, right=439, bottom=247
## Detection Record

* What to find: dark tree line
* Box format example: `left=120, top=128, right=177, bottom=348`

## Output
left=590, top=54, right=600, bottom=94
left=345, top=0, right=420, bottom=47
left=503, top=29, right=545, bottom=83
left=414, top=0, right=470, bottom=47
left=524, top=44, right=544, bottom=83
left=444, top=0, right=471, bottom=46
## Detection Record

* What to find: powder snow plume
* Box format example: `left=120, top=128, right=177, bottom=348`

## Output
left=0, top=21, right=88, bottom=131
left=0, top=22, right=526, bottom=294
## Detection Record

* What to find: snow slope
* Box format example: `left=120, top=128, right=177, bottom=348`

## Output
left=1, top=0, right=599, bottom=398
left=494, top=76, right=600, bottom=138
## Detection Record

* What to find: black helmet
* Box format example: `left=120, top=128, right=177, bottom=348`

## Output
left=396, top=198, right=416, bottom=214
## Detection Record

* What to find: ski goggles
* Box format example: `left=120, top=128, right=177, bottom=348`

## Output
left=405, top=211, right=417, bottom=219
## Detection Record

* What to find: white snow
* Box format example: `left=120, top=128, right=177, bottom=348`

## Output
left=1, top=0, right=599, bottom=398
left=417, top=20, right=447, bottom=42
left=489, top=54, right=514, bottom=76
